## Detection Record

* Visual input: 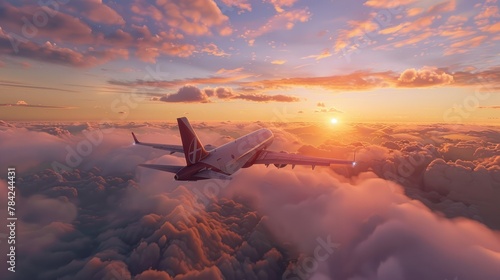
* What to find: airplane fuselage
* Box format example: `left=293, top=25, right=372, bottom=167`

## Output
left=174, top=128, right=273, bottom=180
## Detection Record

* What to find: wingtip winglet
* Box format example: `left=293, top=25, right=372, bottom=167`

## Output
left=132, top=132, right=139, bottom=144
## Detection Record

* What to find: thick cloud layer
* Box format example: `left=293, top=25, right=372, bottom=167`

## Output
left=0, top=121, right=499, bottom=279
left=226, top=167, right=500, bottom=279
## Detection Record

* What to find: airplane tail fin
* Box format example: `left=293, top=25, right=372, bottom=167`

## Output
left=177, top=117, right=209, bottom=166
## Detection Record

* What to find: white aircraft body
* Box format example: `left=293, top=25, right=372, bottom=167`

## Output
left=133, top=117, right=356, bottom=181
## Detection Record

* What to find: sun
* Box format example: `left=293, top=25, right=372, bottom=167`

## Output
left=330, top=118, right=339, bottom=124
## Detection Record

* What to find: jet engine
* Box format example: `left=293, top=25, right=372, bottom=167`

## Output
left=274, top=151, right=287, bottom=168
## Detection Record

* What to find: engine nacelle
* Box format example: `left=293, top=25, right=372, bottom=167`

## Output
left=274, top=151, right=287, bottom=168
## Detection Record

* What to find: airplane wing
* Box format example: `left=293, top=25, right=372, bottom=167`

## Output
left=132, top=132, right=184, bottom=154
left=138, top=164, right=184, bottom=173
left=195, top=170, right=232, bottom=180
left=254, top=150, right=355, bottom=169
left=139, top=164, right=232, bottom=180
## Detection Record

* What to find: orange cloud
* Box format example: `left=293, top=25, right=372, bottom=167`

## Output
left=0, top=2, right=199, bottom=65
left=244, top=8, right=310, bottom=38
left=301, top=49, right=332, bottom=60
left=395, top=16, right=434, bottom=34
left=379, top=23, right=410, bottom=35
left=370, top=0, right=458, bottom=48
left=475, top=6, right=499, bottom=20
left=216, top=67, right=245, bottom=75
left=397, top=67, right=454, bottom=87
left=220, top=0, right=252, bottom=12
left=427, top=0, right=456, bottom=14
left=334, top=19, right=379, bottom=52
left=440, top=28, right=476, bottom=39
left=264, top=0, right=297, bottom=13
left=244, top=71, right=395, bottom=91
left=67, top=0, right=125, bottom=25
left=450, top=35, right=487, bottom=48
left=481, top=22, right=500, bottom=33
left=131, top=1, right=163, bottom=21
left=407, top=7, right=423, bottom=17
left=160, top=43, right=196, bottom=58
left=445, top=35, right=488, bottom=55
left=201, top=43, right=230, bottom=57
left=244, top=68, right=461, bottom=91
left=474, top=3, right=499, bottom=27
left=112, top=68, right=499, bottom=94
left=446, top=15, right=468, bottom=24
left=271, top=60, right=287, bottom=65
left=393, top=32, right=433, bottom=47
left=364, top=0, right=416, bottom=8
left=131, top=0, right=231, bottom=36
left=333, top=0, right=451, bottom=52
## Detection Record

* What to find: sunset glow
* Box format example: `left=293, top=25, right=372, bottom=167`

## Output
left=0, top=0, right=498, bottom=123
left=1, top=1, right=500, bottom=278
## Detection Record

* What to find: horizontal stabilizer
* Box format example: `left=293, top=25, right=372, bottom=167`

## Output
left=131, top=132, right=184, bottom=153
left=138, top=164, right=184, bottom=173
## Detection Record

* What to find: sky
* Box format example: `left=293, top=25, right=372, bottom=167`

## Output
left=0, top=0, right=499, bottom=123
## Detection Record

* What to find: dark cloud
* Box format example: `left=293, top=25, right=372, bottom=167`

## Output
left=157, top=85, right=300, bottom=103
left=129, top=0, right=231, bottom=36
left=0, top=2, right=195, bottom=65
left=0, top=30, right=128, bottom=67
left=479, top=106, right=500, bottom=109
left=0, top=80, right=78, bottom=93
left=0, top=100, right=76, bottom=109
left=108, top=76, right=248, bottom=89
left=160, top=85, right=211, bottom=103
left=232, top=93, right=300, bottom=102
left=63, top=0, right=125, bottom=25
left=214, top=87, right=234, bottom=99
left=315, top=107, right=343, bottom=113
left=0, top=2, right=94, bottom=44
left=453, top=67, right=500, bottom=87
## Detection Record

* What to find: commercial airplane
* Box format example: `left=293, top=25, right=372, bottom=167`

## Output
left=132, top=117, right=356, bottom=181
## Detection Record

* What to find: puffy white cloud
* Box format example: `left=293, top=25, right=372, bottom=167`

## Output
left=1, top=121, right=500, bottom=280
